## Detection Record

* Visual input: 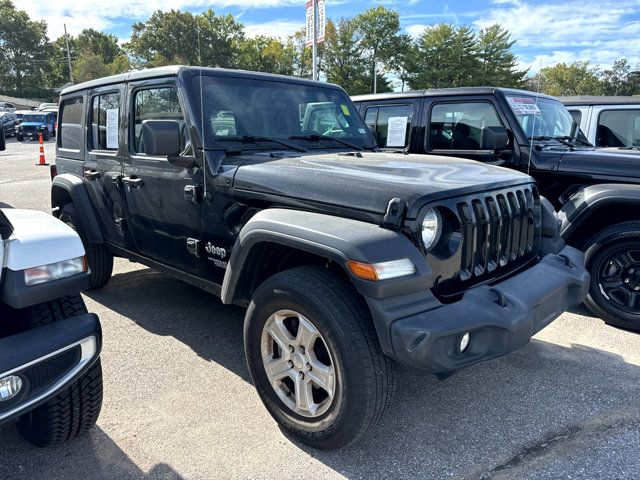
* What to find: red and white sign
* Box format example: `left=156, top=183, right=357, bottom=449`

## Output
left=305, top=0, right=314, bottom=47
left=317, top=0, right=326, bottom=43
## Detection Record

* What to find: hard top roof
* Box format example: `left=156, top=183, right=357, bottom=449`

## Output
left=351, top=87, right=558, bottom=102
left=60, top=65, right=342, bottom=96
left=558, top=95, right=640, bottom=106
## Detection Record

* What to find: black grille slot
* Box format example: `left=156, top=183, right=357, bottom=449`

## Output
left=453, top=186, right=539, bottom=286
left=0, top=346, right=81, bottom=414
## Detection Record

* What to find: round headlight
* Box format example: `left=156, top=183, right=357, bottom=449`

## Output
left=421, top=208, right=442, bottom=251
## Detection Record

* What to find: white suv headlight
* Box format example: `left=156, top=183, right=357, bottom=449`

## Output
left=24, top=257, right=87, bottom=286
left=421, top=208, right=442, bottom=251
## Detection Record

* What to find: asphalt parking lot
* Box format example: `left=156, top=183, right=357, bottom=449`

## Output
left=1, top=137, right=640, bottom=480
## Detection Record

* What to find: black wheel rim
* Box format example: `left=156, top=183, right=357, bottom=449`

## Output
left=596, top=246, right=640, bottom=315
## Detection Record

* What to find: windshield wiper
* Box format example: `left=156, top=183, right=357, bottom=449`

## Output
left=289, top=134, right=363, bottom=151
left=530, top=135, right=576, bottom=147
left=218, top=135, right=307, bottom=152
left=554, top=135, right=592, bottom=146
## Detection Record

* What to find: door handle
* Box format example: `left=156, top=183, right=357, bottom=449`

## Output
left=122, top=176, right=144, bottom=188
left=84, top=170, right=101, bottom=180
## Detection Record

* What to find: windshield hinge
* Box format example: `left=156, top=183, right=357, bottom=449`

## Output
left=382, top=197, right=407, bottom=230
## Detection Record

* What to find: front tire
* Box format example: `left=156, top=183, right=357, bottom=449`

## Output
left=59, top=204, right=113, bottom=289
left=15, top=295, right=103, bottom=447
left=244, top=266, right=395, bottom=449
left=584, top=221, right=640, bottom=331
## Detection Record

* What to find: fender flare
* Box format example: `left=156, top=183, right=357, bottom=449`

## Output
left=220, top=208, right=432, bottom=305
left=560, top=184, right=640, bottom=240
left=51, top=174, right=104, bottom=244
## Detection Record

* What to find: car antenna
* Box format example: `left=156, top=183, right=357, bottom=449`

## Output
left=197, top=21, right=207, bottom=201
left=527, top=59, right=543, bottom=176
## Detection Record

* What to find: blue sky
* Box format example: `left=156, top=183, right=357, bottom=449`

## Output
left=24, top=0, right=640, bottom=74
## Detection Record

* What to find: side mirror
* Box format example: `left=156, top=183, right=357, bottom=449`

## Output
left=0, top=123, right=5, bottom=151
left=141, top=120, right=182, bottom=156
left=482, top=126, right=510, bottom=151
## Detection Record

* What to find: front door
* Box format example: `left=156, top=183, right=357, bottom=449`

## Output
left=122, top=81, right=203, bottom=273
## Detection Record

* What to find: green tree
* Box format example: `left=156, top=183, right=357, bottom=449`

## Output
left=238, top=36, right=296, bottom=76
left=74, top=50, right=110, bottom=83
left=602, top=59, right=639, bottom=96
left=108, top=53, right=131, bottom=75
left=476, top=24, right=527, bottom=87
left=289, top=29, right=312, bottom=78
left=535, top=61, right=604, bottom=96
left=125, top=9, right=243, bottom=68
left=323, top=19, right=370, bottom=95
left=388, top=33, right=416, bottom=91
left=76, top=29, right=122, bottom=65
left=354, top=6, right=400, bottom=93
left=408, top=24, right=480, bottom=89
left=0, top=0, right=51, bottom=96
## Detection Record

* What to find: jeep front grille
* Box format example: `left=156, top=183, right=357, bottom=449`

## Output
left=430, top=185, right=541, bottom=298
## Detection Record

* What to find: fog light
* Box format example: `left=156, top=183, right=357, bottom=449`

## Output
left=459, top=332, right=470, bottom=353
left=0, top=375, right=23, bottom=401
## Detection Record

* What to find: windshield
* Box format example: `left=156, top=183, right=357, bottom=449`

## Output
left=192, top=75, right=375, bottom=149
left=22, top=115, right=46, bottom=123
left=506, top=95, right=589, bottom=144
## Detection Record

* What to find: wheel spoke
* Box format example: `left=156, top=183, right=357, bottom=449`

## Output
left=296, top=317, right=319, bottom=351
left=294, top=375, right=315, bottom=415
left=628, top=292, right=640, bottom=309
left=308, top=361, right=334, bottom=396
left=600, top=277, right=624, bottom=290
left=267, top=318, right=294, bottom=353
left=264, top=357, right=292, bottom=382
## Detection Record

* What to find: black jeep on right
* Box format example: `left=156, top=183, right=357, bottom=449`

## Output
left=353, top=88, right=640, bottom=330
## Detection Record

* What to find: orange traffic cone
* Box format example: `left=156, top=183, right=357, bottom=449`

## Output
left=36, top=133, right=48, bottom=166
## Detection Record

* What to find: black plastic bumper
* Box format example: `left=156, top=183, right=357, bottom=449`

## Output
left=0, top=313, right=101, bottom=425
left=389, top=246, right=589, bottom=373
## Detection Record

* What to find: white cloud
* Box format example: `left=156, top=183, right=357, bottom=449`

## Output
left=244, top=19, right=304, bottom=38
left=405, top=24, right=428, bottom=38
left=474, top=0, right=640, bottom=71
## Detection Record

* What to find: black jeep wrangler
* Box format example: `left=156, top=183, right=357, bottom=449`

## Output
left=353, top=88, right=640, bottom=331
left=51, top=67, right=587, bottom=449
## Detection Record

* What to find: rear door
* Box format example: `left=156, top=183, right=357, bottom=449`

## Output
left=83, top=86, right=128, bottom=248
left=359, top=100, right=422, bottom=153
left=121, top=79, right=203, bottom=272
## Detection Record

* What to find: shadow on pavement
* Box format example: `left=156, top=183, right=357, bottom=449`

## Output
left=0, top=426, right=183, bottom=480
left=81, top=266, right=640, bottom=479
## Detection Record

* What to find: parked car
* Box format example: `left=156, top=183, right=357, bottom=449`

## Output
left=16, top=112, right=56, bottom=141
left=0, top=137, right=103, bottom=447
left=0, top=112, right=17, bottom=137
left=14, top=110, right=31, bottom=126
left=560, top=96, right=640, bottom=148
left=51, top=67, right=588, bottom=449
left=37, top=103, right=57, bottom=111
left=0, top=102, right=16, bottom=113
left=352, top=87, right=640, bottom=331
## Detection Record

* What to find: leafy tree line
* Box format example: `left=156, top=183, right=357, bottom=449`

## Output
left=0, top=0, right=638, bottom=99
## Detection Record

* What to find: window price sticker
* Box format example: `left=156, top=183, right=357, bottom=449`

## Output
left=507, top=96, right=541, bottom=115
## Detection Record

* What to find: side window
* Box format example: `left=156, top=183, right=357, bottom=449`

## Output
left=568, top=109, right=582, bottom=126
left=429, top=102, right=503, bottom=151
left=365, top=105, right=412, bottom=148
left=132, top=87, right=186, bottom=154
left=90, top=93, right=120, bottom=151
left=58, top=97, right=84, bottom=151
left=596, top=109, right=640, bottom=147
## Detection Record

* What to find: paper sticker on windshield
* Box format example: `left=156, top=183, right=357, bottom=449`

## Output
left=386, top=116, right=408, bottom=147
left=507, top=97, right=541, bottom=115
left=106, top=108, right=118, bottom=149
left=340, top=104, right=350, bottom=116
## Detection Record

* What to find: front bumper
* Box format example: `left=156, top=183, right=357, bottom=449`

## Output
left=0, top=313, right=101, bottom=425
left=389, top=245, right=589, bottom=373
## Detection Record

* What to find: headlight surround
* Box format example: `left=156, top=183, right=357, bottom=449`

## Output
left=421, top=208, right=442, bottom=251
left=24, top=257, right=87, bottom=286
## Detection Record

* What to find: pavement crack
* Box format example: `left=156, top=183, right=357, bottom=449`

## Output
left=477, top=404, right=640, bottom=479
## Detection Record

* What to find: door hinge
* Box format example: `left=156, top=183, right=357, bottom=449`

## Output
left=186, top=238, right=202, bottom=257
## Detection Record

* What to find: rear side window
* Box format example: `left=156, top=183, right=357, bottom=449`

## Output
left=59, top=97, right=84, bottom=151
left=429, top=102, right=503, bottom=150
left=90, top=93, right=120, bottom=151
left=364, top=104, right=413, bottom=148
left=596, top=109, right=640, bottom=147
left=132, top=87, right=185, bottom=154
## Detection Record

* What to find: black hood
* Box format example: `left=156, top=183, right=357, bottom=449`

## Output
left=232, top=151, right=533, bottom=218
left=558, top=147, right=640, bottom=180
